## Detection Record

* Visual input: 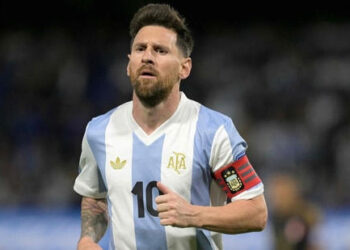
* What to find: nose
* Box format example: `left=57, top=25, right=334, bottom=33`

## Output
left=141, top=47, right=155, bottom=64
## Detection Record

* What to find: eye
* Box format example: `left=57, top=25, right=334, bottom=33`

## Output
left=155, top=47, right=168, bottom=55
left=135, top=46, right=145, bottom=52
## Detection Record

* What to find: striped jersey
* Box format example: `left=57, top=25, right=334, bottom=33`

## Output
left=73, top=92, right=263, bottom=250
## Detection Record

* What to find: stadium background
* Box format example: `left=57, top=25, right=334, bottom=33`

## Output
left=1, top=1, right=350, bottom=249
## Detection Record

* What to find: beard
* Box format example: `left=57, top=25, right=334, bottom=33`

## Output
left=129, top=66, right=180, bottom=107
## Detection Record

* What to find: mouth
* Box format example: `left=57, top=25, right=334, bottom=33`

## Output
left=138, top=68, right=157, bottom=79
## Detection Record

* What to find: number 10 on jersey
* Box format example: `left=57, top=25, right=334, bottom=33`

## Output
left=131, top=181, right=162, bottom=218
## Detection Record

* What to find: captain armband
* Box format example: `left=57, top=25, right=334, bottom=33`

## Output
left=213, top=155, right=262, bottom=199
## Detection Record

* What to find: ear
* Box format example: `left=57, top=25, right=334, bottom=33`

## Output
left=126, top=54, right=131, bottom=76
left=179, top=57, right=192, bottom=80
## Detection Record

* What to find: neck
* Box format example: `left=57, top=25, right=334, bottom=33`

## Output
left=132, top=84, right=181, bottom=135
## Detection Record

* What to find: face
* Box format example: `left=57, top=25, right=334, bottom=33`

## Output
left=127, top=25, right=191, bottom=107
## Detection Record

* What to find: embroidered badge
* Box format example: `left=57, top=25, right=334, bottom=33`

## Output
left=167, top=151, right=186, bottom=174
left=110, top=157, right=126, bottom=170
left=222, top=167, right=244, bottom=192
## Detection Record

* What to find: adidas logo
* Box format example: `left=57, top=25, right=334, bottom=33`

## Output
left=110, top=157, right=126, bottom=170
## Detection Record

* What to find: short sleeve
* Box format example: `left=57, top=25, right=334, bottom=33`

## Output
left=210, top=118, right=247, bottom=172
left=73, top=129, right=107, bottom=198
left=210, top=118, right=264, bottom=202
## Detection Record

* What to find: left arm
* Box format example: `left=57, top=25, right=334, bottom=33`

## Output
left=194, top=194, right=267, bottom=234
left=156, top=182, right=267, bottom=234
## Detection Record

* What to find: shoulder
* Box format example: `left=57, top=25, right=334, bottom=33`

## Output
left=183, top=98, right=237, bottom=149
left=87, top=101, right=131, bottom=133
left=193, top=100, right=233, bottom=132
left=190, top=99, right=245, bottom=146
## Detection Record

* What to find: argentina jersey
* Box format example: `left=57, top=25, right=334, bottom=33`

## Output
left=74, top=92, right=264, bottom=250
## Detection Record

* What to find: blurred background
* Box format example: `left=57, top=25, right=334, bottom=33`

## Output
left=1, top=1, right=350, bottom=249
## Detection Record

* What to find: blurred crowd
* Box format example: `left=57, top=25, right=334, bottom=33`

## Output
left=0, top=21, right=350, bottom=211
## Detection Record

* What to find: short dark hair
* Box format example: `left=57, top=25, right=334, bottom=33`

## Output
left=129, top=3, right=194, bottom=57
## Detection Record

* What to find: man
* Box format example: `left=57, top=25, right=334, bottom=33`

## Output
left=74, top=3, right=267, bottom=250
left=268, top=173, right=321, bottom=250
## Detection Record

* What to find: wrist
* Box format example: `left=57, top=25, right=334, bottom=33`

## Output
left=78, top=236, right=102, bottom=250
left=190, top=205, right=203, bottom=228
left=78, top=236, right=95, bottom=245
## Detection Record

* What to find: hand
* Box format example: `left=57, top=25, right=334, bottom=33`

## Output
left=77, top=236, right=102, bottom=250
left=155, top=182, right=198, bottom=227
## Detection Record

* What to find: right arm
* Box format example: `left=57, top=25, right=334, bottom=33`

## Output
left=78, top=197, right=108, bottom=250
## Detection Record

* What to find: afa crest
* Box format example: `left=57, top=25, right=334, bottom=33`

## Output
left=167, top=152, right=186, bottom=174
left=222, top=167, right=243, bottom=192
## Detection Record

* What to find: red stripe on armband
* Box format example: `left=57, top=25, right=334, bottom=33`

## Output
left=213, top=155, right=261, bottom=199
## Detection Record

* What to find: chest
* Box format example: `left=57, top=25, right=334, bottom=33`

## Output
left=102, top=120, right=206, bottom=199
